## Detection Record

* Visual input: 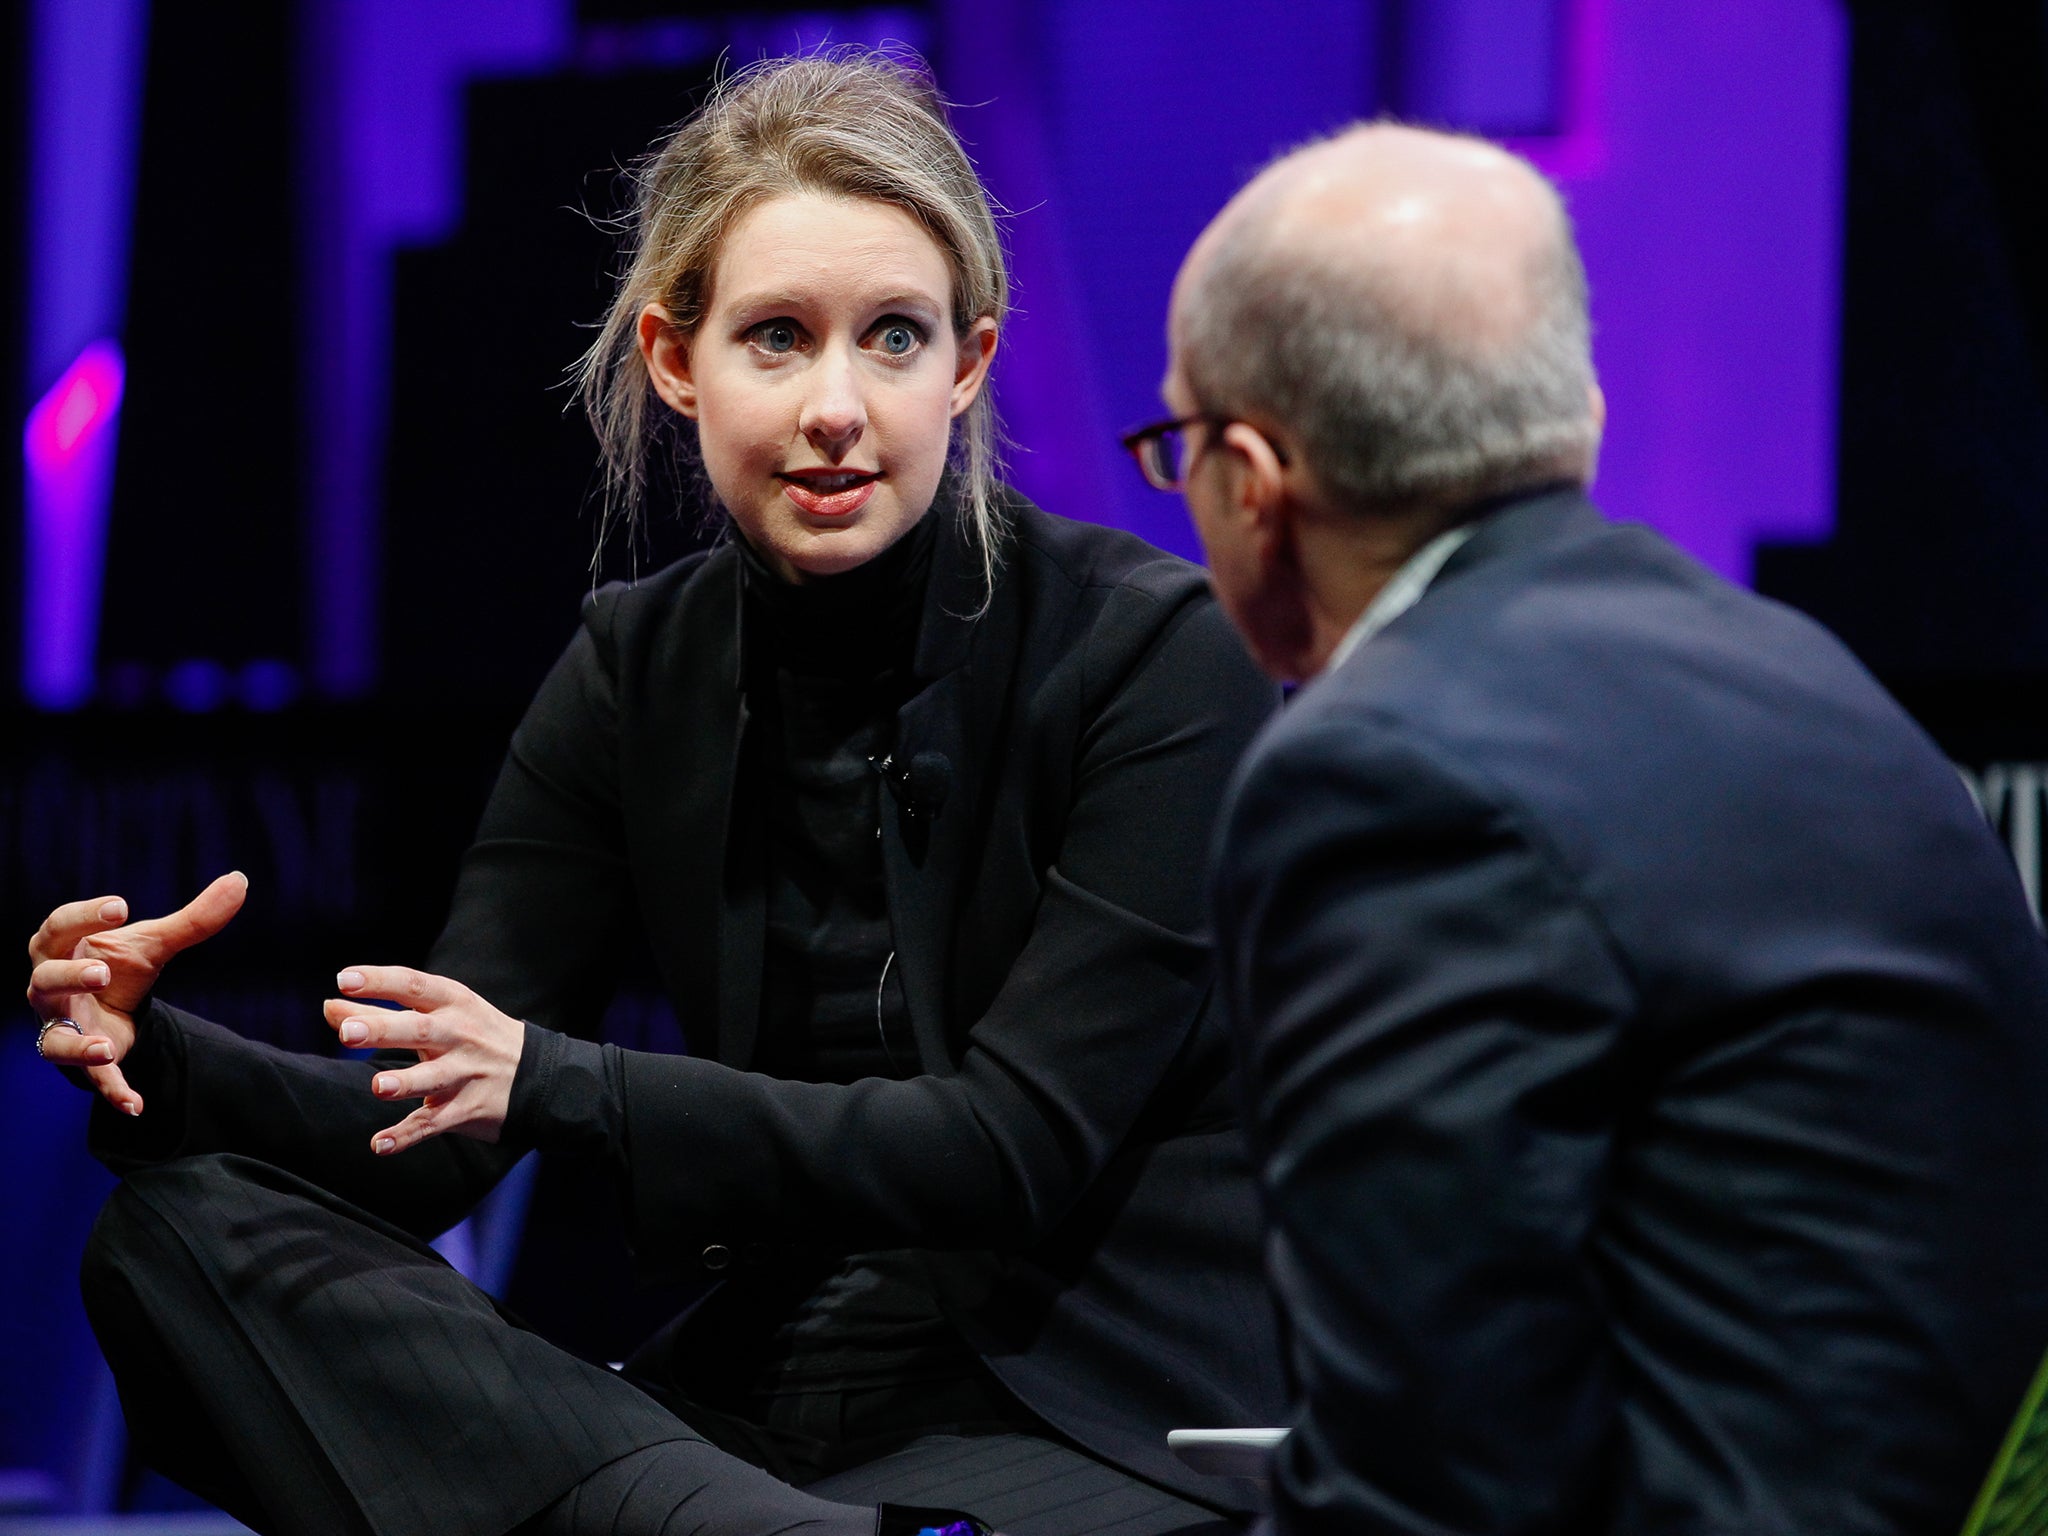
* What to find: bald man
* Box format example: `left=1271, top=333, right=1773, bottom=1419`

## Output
left=1148, top=124, right=2048, bottom=1535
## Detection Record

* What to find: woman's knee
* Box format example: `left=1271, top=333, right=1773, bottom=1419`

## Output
left=80, top=1154, right=291, bottom=1310
left=81, top=1162, right=187, bottom=1276
left=78, top=1177, right=199, bottom=1379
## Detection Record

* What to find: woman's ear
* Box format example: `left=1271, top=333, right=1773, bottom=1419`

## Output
left=950, top=318, right=999, bottom=417
left=638, top=304, right=698, bottom=419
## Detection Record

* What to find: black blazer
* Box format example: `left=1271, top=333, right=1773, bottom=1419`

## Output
left=93, top=491, right=1288, bottom=1508
left=1211, top=489, right=2048, bottom=1535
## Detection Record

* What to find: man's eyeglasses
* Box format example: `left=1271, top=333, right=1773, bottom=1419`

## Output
left=1119, top=414, right=1287, bottom=492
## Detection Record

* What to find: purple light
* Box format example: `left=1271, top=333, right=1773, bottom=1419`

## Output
left=1399, top=0, right=1566, bottom=139
left=1509, top=0, right=1612, bottom=182
left=24, top=339, right=123, bottom=471
left=23, top=339, right=126, bottom=709
left=162, top=658, right=233, bottom=713
left=297, top=0, right=574, bottom=699
left=940, top=0, right=1125, bottom=552
left=1550, top=0, right=1847, bottom=582
left=25, top=0, right=148, bottom=713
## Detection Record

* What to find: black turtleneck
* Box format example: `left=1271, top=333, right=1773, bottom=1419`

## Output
left=737, top=512, right=932, bottom=1085
left=731, top=513, right=983, bottom=1402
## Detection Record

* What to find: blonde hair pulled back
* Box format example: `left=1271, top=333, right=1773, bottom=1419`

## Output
left=578, top=50, right=1011, bottom=591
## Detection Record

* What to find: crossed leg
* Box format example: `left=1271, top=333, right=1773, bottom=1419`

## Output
left=80, top=1153, right=877, bottom=1536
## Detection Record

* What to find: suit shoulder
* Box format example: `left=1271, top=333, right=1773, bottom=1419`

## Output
left=1008, top=494, right=1267, bottom=687
left=1234, top=685, right=1492, bottom=827
left=1005, top=492, right=1210, bottom=611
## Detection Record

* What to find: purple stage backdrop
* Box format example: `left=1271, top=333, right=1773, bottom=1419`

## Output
left=962, top=0, right=1847, bottom=579
left=20, top=0, right=1847, bottom=708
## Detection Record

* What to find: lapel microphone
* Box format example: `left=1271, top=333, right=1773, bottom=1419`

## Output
left=871, top=750, right=953, bottom=820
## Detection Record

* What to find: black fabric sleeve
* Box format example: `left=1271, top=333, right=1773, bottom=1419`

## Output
left=612, top=588, right=1275, bottom=1274
left=83, top=613, right=637, bottom=1221
left=1212, top=710, right=1637, bottom=1536
left=503, top=1023, right=625, bottom=1159
left=86, top=1000, right=520, bottom=1240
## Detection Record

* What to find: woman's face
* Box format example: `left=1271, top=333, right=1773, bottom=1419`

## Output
left=640, top=192, right=997, bottom=582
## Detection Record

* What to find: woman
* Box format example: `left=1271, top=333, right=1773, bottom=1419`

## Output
left=26, top=51, right=1282, bottom=1536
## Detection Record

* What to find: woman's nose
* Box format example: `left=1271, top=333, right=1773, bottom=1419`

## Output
left=800, top=347, right=865, bottom=459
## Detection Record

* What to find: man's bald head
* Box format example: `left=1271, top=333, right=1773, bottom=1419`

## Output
left=1172, top=123, right=1599, bottom=519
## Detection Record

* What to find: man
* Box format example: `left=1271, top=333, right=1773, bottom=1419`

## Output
left=1147, top=123, right=2048, bottom=1535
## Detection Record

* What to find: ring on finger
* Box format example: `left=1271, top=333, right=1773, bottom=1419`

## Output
left=35, top=1017, right=86, bottom=1060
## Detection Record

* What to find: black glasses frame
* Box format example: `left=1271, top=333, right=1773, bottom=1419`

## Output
left=1118, top=413, right=1288, bottom=491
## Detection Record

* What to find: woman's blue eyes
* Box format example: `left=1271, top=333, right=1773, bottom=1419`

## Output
left=745, top=320, right=925, bottom=357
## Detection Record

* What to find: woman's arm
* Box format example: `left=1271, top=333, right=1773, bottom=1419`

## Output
left=281, top=562, right=1267, bottom=1271
left=89, top=999, right=521, bottom=1239
left=23, top=876, right=519, bottom=1238
left=69, top=608, right=638, bottom=1233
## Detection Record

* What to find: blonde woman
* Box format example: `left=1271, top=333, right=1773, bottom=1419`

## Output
left=28, top=52, right=1281, bottom=1536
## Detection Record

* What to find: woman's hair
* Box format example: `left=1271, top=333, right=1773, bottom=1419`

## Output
left=578, top=49, right=1011, bottom=589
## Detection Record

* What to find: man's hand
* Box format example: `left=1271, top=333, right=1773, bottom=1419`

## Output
left=324, top=967, right=523, bottom=1156
left=25, top=872, right=250, bottom=1114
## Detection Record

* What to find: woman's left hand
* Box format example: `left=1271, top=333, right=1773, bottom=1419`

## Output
left=323, top=966, right=523, bottom=1156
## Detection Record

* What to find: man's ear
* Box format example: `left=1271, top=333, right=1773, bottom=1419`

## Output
left=638, top=304, right=697, bottom=419
left=1580, top=382, right=1607, bottom=486
left=1214, top=418, right=1316, bottom=680
left=951, top=318, right=999, bottom=417
left=1219, top=419, right=1293, bottom=555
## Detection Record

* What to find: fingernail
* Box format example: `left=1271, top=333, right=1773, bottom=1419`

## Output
left=87, top=1042, right=113, bottom=1063
left=84, top=963, right=109, bottom=986
left=337, top=970, right=364, bottom=991
left=375, top=1137, right=396, bottom=1154
left=340, top=1020, right=368, bottom=1045
left=100, top=900, right=125, bottom=923
left=373, top=1075, right=392, bottom=1096
left=125, top=1103, right=141, bottom=1117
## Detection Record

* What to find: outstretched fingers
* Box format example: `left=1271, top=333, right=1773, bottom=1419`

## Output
left=29, top=896, right=129, bottom=965
left=141, top=871, right=249, bottom=960
left=34, top=1017, right=119, bottom=1070
left=334, top=965, right=469, bottom=1013
left=32, top=1022, right=142, bottom=1113
left=329, top=966, right=518, bottom=1155
left=322, top=999, right=442, bottom=1051
left=26, top=954, right=112, bottom=1021
left=368, top=1059, right=457, bottom=1104
left=370, top=1102, right=447, bottom=1157
left=87, top=1059, right=142, bottom=1115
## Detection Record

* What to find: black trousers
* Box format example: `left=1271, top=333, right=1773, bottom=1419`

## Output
left=81, top=1154, right=1236, bottom=1536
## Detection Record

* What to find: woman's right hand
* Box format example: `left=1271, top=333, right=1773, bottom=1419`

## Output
left=25, top=871, right=249, bottom=1115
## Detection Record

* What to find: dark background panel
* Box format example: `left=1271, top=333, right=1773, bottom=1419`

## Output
left=383, top=64, right=719, bottom=713
left=1, top=711, right=509, bottom=1047
left=1758, top=1, right=2048, bottom=701
left=2, top=4, right=23, bottom=699
left=97, top=2, right=304, bottom=674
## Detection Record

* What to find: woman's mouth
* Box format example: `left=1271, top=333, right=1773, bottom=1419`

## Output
left=780, top=471, right=880, bottom=518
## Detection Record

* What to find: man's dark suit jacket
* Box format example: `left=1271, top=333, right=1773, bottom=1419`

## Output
left=1211, top=488, right=2048, bottom=1536
left=91, top=491, right=1287, bottom=1520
